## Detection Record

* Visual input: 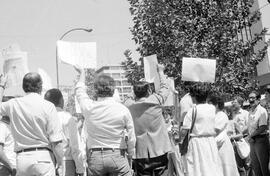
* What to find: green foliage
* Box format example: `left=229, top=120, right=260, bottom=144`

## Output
left=122, top=0, right=268, bottom=98
left=64, top=68, right=96, bottom=114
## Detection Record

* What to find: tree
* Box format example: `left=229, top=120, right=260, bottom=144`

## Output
left=121, top=50, right=144, bottom=84
left=122, top=0, right=268, bottom=98
left=64, top=68, right=96, bottom=114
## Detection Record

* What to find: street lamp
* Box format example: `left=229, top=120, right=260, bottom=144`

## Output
left=56, top=28, right=93, bottom=88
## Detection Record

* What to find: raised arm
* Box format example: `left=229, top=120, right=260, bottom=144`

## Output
left=150, top=64, right=170, bottom=105
left=74, top=66, right=93, bottom=112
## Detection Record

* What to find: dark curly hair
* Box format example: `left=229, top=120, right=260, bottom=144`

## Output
left=22, top=72, right=43, bottom=94
left=208, top=94, right=225, bottom=110
left=94, top=74, right=115, bottom=97
left=133, top=81, right=150, bottom=99
left=44, top=88, right=63, bottom=107
left=189, top=84, right=209, bottom=104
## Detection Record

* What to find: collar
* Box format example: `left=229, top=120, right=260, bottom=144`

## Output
left=250, top=104, right=261, bottom=113
left=26, top=92, right=41, bottom=96
left=56, top=107, right=63, bottom=112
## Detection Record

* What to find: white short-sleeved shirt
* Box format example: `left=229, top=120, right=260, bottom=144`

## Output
left=58, top=110, right=85, bottom=173
left=248, top=104, right=268, bottom=135
left=233, top=108, right=249, bottom=132
left=179, top=93, right=193, bottom=123
left=182, top=104, right=216, bottom=137
left=0, top=93, right=63, bottom=152
left=0, top=121, right=16, bottom=168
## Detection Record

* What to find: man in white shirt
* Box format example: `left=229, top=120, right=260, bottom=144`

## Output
left=247, top=91, right=269, bottom=176
left=74, top=66, right=136, bottom=176
left=0, top=114, right=16, bottom=176
left=0, top=73, right=63, bottom=176
left=44, top=88, right=85, bottom=176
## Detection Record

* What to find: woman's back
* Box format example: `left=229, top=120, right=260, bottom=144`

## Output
left=184, top=104, right=216, bottom=137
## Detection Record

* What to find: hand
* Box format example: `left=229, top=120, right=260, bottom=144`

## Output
left=0, top=74, right=7, bottom=87
left=157, top=64, right=165, bottom=72
left=11, top=168, right=16, bottom=176
left=74, top=65, right=84, bottom=75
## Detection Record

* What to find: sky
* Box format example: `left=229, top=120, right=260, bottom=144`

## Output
left=0, top=0, right=140, bottom=86
left=0, top=0, right=269, bottom=87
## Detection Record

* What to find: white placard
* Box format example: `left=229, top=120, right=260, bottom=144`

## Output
left=57, top=40, right=97, bottom=68
left=2, top=51, right=29, bottom=96
left=143, top=54, right=160, bottom=91
left=181, top=57, right=216, bottom=83
left=75, top=96, right=81, bottom=113
left=164, top=77, right=175, bottom=106
left=113, top=89, right=121, bottom=102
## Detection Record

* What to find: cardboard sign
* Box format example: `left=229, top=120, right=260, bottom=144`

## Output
left=164, top=77, right=175, bottom=106
left=57, top=40, right=97, bottom=68
left=143, top=54, right=160, bottom=91
left=2, top=47, right=29, bottom=96
left=182, top=57, right=216, bottom=83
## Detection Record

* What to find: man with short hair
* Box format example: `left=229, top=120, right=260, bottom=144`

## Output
left=0, top=73, right=63, bottom=176
left=44, top=88, right=85, bottom=176
left=74, top=67, right=136, bottom=176
left=124, top=64, right=172, bottom=176
left=247, top=91, right=269, bottom=176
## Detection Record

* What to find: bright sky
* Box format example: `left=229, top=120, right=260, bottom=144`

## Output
left=0, top=0, right=269, bottom=86
left=0, top=0, right=140, bottom=86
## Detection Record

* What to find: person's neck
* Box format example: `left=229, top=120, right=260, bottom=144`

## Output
left=56, top=107, right=63, bottom=111
left=250, top=104, right=258, bottom=111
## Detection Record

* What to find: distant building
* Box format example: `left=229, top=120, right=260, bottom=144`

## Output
left=96, top=65, right=132, bottom=100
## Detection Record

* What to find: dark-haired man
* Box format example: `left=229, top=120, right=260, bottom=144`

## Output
left=44, top=88, right=85, bottom=176
left=124, top=64, right=172, bottom=176
left=74, top=67, right=136, bottom=176
left=0, top=73, right=63, bottom=176
left=247, top=91, right=269, bottom=176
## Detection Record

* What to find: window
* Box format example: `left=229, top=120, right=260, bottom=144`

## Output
left=115, top=80, right=121, bottom=86
left=122, top=80, right=130, bottom=86
left=112, top=73, right=121, bottom=79
left=117, top=87, right=122, bottom=93
left=123, top=87, right=132, bottom=93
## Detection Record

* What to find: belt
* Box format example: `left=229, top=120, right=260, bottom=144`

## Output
left=89, top=148, right=121, bottom=151
left=16, top=147, right=52, bottom=154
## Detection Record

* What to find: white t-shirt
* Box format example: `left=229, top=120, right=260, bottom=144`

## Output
left=0, top=121, right=16, bottom=168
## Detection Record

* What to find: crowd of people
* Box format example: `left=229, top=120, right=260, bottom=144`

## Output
left=0, top=64, right=269, bottom=176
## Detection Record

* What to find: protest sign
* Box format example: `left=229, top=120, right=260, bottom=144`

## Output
left=164, top=77, right=175, bottom=106
left=181, top=57, right=216, bottom=83
left=143, top=54, right=160, bottom=91
left=57, top=40, right=97, bottom=68
left=113, top=88, right=121, bottom=102
left=75, top=96, right=81, bottom=113
left=1, top=45, right=29, bottom=96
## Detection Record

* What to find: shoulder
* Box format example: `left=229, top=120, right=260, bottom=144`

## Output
left=258, top=105, right=267, bottom=114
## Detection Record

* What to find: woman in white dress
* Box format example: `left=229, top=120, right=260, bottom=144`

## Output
left=180, top=87, right=223, bottom=176
left=208, top=95, right=239, bottom=176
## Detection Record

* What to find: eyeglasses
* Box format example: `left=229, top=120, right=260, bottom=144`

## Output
left=249, top=97, right=256, bottom=99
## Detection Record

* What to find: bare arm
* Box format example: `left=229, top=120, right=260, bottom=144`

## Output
left=0, top=145, right=13, bottom=172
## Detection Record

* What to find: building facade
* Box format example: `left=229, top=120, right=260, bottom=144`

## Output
left=96, top=65, right=132, bottom=100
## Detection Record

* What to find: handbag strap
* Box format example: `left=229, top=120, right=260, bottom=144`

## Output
left=189, top=106, right=197, bottom=135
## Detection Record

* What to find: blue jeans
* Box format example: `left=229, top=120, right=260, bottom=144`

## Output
left=87, top=149, right=132, bottom=176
